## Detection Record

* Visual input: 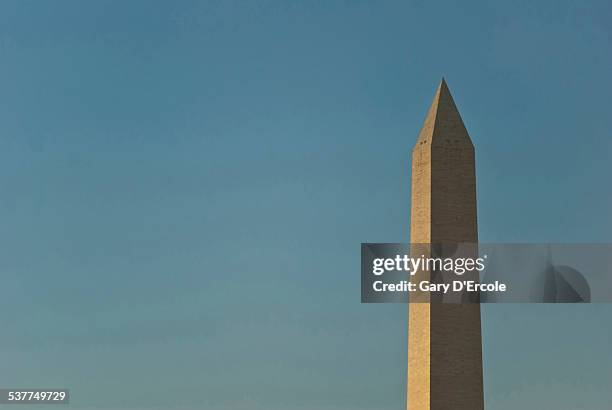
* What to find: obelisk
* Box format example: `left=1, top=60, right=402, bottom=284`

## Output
left=407, top=79, right=484, bottom=409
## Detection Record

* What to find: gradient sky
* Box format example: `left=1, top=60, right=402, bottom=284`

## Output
left=1, top=1, right=611, bottom=409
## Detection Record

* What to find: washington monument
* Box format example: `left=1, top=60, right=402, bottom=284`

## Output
left=407, top=79, right=484, bottom=409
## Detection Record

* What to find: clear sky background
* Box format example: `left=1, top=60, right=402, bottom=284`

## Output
left=0, top=1, right=611, bottom=409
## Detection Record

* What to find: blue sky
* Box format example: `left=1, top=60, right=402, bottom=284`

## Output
left=0, top=1, right=611, bottom=409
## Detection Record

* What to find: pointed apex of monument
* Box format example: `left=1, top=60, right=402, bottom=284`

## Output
left=439, top=77, right=450, bottom=92
left=415, top=79, right=473, bottom=147
left=434, top=77, right=452, bottom=104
